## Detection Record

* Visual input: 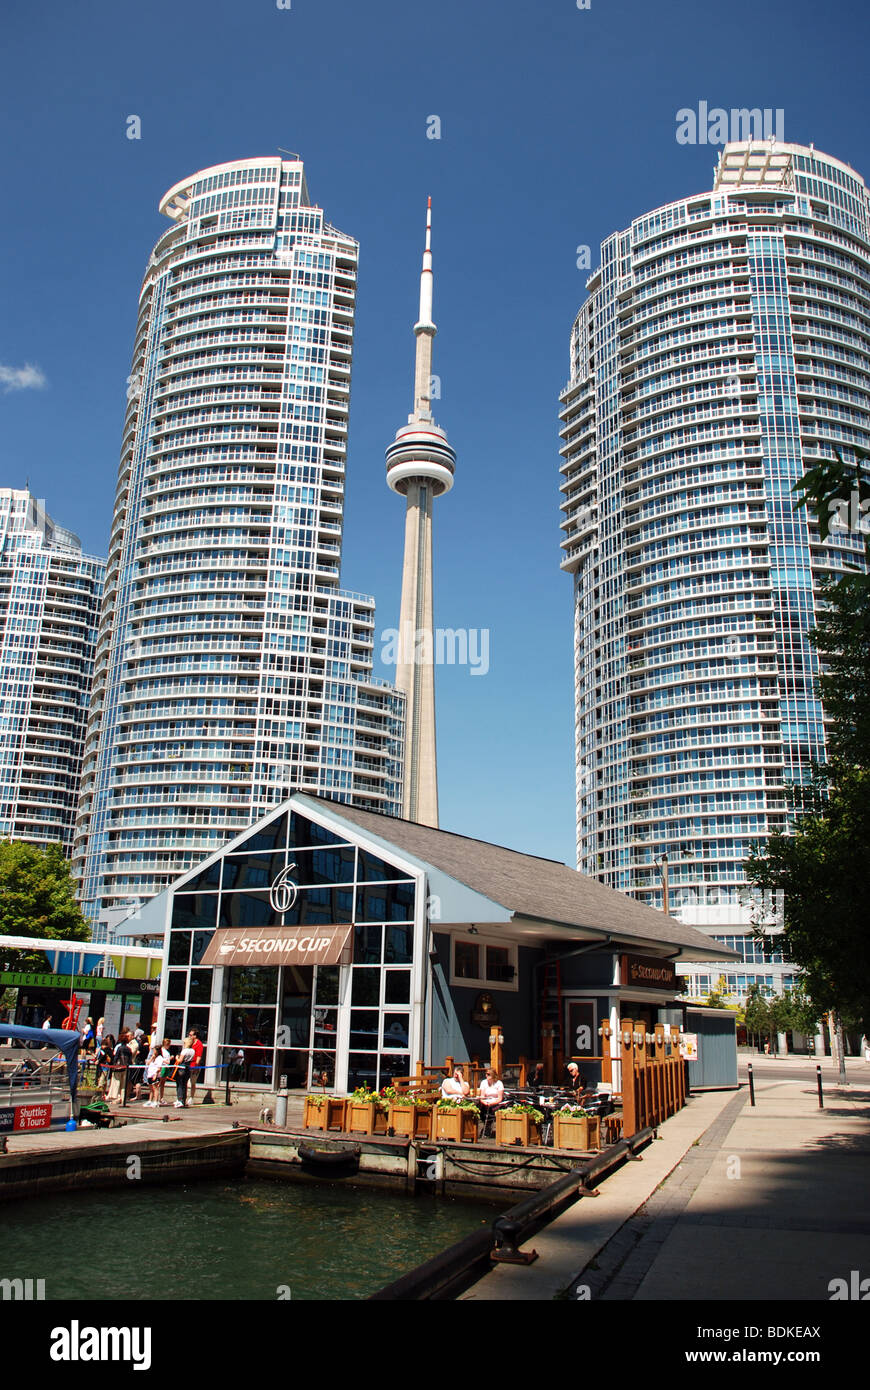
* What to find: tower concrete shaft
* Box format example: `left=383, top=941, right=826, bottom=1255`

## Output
left=386, top=200, right=456, bottom=827
left=396, top=482, right=438, bottom=824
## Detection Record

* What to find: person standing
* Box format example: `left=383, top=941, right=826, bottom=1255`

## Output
left=143, top=1039, right=169, bottom=1107
left=108, top=1031, right=132, bottom=1104
left=95, top=1034, right=115, bottom=1092
left=171, top=1039, right=196, bottom=1108
left=157, top=1037, right=172, bottom=1106
left=187, top=1029, right=205, bottom=1102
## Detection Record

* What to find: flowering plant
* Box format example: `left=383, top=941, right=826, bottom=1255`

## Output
left=499, top=1102, right=544, bottom=1123
left=350, top=1084, right=388, bottom=1112
left=436, top=1096, right=479, bottom=1113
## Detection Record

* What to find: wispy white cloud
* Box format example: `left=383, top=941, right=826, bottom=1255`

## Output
left=0, top=363, right=47, bottom=392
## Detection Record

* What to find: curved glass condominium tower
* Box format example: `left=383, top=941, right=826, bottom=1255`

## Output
left=0, top=489, right=104, bottom=851
left=75, top=157, right=404, bottom=933
left=559, top=141, right=870, bottom=992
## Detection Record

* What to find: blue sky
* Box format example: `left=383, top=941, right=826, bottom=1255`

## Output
left=2, top=0, right=869, bottom=866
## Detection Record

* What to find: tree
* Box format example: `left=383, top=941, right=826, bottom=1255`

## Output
left=780, top=983, right=823, bottom=1038
left=744, top=450, right=870, bottom=1037
left=743, top=984, right=774, bottom=1051
left=0, top=841, right=91, bottom=970
left=746, top=766, right=870, bottom=1037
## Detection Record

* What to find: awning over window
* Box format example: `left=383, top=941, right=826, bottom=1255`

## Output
left=201, top=924, right=353, bottom=968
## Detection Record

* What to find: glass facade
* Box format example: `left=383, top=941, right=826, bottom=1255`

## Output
left=73, top=157, right=405, bottom=936
left=0, top=489, right=104, bottom=851
left=157, top=806, right=421, bottom=1092
left=558, top=142, right=870, bottom=997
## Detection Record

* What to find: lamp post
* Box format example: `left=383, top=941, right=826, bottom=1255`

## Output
left=658, top=853, right=670, bottom=916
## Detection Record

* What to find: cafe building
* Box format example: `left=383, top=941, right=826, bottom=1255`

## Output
left=133, top=793, right=738, bottom=1092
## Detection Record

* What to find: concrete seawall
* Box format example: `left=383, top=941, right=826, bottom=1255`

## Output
left=249, top=1129, right=591, bottom=1201
left=0, top=1121, right=248, bottom=1201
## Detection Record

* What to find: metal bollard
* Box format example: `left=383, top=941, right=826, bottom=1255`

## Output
left=747, top=1062, right=756, bottom=1107
left=275, top=1089, right=288, bottom=1128
left=816, top=1065, right=824, bottom=1109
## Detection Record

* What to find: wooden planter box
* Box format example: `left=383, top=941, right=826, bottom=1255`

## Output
left=303, top=1095, right=347, bottom=1132
left=346, top=1099, right=385, bottom=1135
left=388, top=1101, right=433, bottom=1139
left=495, top=1111, right=541, bottom=1147
left=431, top=1106, right=478, bottom=1143
left=552, top=1112, right=601, bottom=1152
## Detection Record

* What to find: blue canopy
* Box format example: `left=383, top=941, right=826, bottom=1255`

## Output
left=0, top=1023, right=81, bottom=1101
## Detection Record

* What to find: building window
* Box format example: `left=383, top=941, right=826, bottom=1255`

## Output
left=450, top=935, right=518, bottom=991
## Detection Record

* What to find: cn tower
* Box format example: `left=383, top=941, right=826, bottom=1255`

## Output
left=386, top=200, right=456, bottom=827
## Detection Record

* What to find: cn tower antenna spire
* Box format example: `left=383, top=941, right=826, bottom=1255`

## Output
left=412, top=198, right=436, bottom=423
left=385, top=198, right=456, bottom=827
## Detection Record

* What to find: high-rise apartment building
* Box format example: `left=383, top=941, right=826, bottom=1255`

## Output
left=0, top=489, right=104, bottom=852
left=74, top=156, right=404, bottom=934
left=558, top=141, right=870, bottom=997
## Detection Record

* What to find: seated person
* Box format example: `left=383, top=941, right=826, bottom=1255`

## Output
left=440, top=1066, right=470, bottom=1101
left=477, top=1067, right=505, bottom=1122
left=564, top=1062, right=587, bottom=1097
left=527, top=1061, right=546, bottom=1091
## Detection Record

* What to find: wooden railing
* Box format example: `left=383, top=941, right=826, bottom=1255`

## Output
left=390, top=1055, right=530, bottom=1095
left=618, top=1020, right=686, bottom=1138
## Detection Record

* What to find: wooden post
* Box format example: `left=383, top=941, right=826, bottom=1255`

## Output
left=654, top=1024, right=666, bottom=1123
left=619, top=1019, right=636, bottom=1139
left=635, top=1024, right=648, bottom=1130
left=670, top=1026, right=684, bottom=1108
left=542, top=1025, right=554, bottom=1084
left=518, top=1055, right=528, bottom=1087
left=444, top=1056, right=454, bottom=1077
left=600, top=1021, right=612, bottom=1087
left=489, top=1026, right=504, bottom=1078
left=662, top=1026, right=674, bottom=1117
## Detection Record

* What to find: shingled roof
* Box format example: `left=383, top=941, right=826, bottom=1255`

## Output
left=298, top=795, right=739, bottom=963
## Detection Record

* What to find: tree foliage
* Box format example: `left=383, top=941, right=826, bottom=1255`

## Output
left=743, top=984, right=821, bottom=1049
left=745, top=769, right=870, bottom=1034
left=743, top=451, right=870, bottom=1036
left=0, top=841, right=91, bottom=970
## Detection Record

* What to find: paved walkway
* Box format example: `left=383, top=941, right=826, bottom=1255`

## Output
left=462, top=1067, right=870, bottom=1301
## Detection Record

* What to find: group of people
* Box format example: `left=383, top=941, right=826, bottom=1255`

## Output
left=440, top=1064, right=509, bottom=1127
left=440, top=1060, right=590, bottom=1127
left=89, top=1022, right=204, bottom=1109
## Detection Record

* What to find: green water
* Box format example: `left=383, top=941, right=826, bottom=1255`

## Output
left=2, top=1179, right=497, bottom=1300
